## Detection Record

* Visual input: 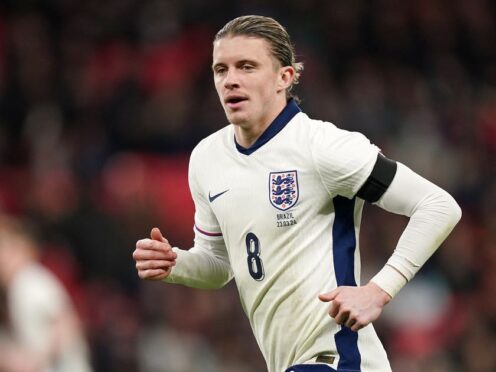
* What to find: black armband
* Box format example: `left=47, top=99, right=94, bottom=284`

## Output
left=356, top=154, right=397, bottom=203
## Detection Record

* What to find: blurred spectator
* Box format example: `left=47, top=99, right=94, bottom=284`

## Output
left=0, top=215, right=92, bottom=372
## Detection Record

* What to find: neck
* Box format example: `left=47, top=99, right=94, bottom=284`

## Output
left=234, top=123, right=266, bottom=148
left=234, top=97, right=287, bottom=148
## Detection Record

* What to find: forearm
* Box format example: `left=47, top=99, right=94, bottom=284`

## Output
left=370, top=163, right=462, bottom=297
left=165, top=237, right=233, bottom=289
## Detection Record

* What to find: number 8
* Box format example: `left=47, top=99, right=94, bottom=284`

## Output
left=246, top=232, right=265, bottom=281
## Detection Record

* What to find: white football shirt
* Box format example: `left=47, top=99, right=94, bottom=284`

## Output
left=168, top=99, right=392, bottom=372
left=8, top=263, right=92, bottom=372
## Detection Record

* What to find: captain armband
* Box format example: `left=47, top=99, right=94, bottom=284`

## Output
left=357, top=154, right=398, bottom=203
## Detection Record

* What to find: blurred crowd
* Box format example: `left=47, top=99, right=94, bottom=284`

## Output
left=0, top=0, right=495, bottom=371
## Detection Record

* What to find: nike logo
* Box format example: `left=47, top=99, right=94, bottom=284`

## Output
left=208, top=189, right=229, bottom=203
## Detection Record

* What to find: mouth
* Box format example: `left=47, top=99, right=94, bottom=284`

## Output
left=225, top=95, right=248, bottom=109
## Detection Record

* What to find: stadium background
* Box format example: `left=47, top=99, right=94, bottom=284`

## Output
left=0, top=0, right=495, bottom=371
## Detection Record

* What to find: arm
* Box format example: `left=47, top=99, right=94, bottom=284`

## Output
left=133, top=227, right=233, bottom=289
left=166, top=233, right=233, bottom=289
left=370, top=162, right=462, bottom=296
left=134, top=146, right=234, bottom=289
left=320, top=160, right=462, bottom=331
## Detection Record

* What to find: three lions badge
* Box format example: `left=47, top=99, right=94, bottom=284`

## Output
left=269, top=170, right=299, bottom=211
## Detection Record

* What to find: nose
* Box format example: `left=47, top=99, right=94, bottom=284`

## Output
left=224, top=69, right=240, bottom=90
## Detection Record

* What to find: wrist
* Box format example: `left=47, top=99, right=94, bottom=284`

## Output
left=367, top=281, right=392, bottom=306
left=370, top=264, right=408, bottom=299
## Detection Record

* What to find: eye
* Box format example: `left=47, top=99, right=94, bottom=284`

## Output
left=214, top=66, right=227, bottom=75
left=241, top=64, right=254, bottom=71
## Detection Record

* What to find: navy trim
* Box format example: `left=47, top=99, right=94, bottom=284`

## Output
left=332, top=196, right=361, bottom=371
left=194, top=225, right=223, bottom=237
left=235, top=98, right=301, bottom=155
left=285, top=364, right=337, bottom=372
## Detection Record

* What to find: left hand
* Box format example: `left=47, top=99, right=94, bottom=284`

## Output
left=318, top=282, right=392, bottom=332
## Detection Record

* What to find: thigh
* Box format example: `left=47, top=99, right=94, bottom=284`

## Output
left=285, top=364, right=337, bottom=372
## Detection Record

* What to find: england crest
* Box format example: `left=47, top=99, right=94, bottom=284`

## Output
left=269, top=170, right=299, bottom=211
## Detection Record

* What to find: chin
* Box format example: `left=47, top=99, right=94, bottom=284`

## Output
left=226, top=112, right=248, bottom=126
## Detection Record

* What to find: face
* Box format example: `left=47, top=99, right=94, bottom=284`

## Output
left=0, top=233, right=16, bottom=285
left=0, top=229, right=35, bottom=286
left=212, top=35, right=294, bottom=128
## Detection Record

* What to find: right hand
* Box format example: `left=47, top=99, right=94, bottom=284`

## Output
left=133, top=227, right=177, bottom=280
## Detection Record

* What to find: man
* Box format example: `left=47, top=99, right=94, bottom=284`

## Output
left=133, top=15, right=461, bottom=372
left=0, top=215, right=93, bottom=372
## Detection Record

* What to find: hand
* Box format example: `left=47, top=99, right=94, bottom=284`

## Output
left=133, top=227, right=177, bottom=280
left=318, top=282, right=391, bottom=332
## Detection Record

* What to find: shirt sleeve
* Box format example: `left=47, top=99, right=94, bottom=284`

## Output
left=164, top=148, right=233, bottom=289
left=309, top=121, right=380, bottom=199
left=166, top=236, right=233, bottom=289
left=370, top=162, right=462, bottom=297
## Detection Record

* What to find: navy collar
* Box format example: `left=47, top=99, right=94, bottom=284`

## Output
left=235, top=98, right=301, bottom=155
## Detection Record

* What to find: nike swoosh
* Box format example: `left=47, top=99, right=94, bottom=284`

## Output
left=208, top=189, right=229, bottom=203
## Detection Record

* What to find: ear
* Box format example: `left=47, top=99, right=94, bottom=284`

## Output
left=276, top=66, right=295, bottom=92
